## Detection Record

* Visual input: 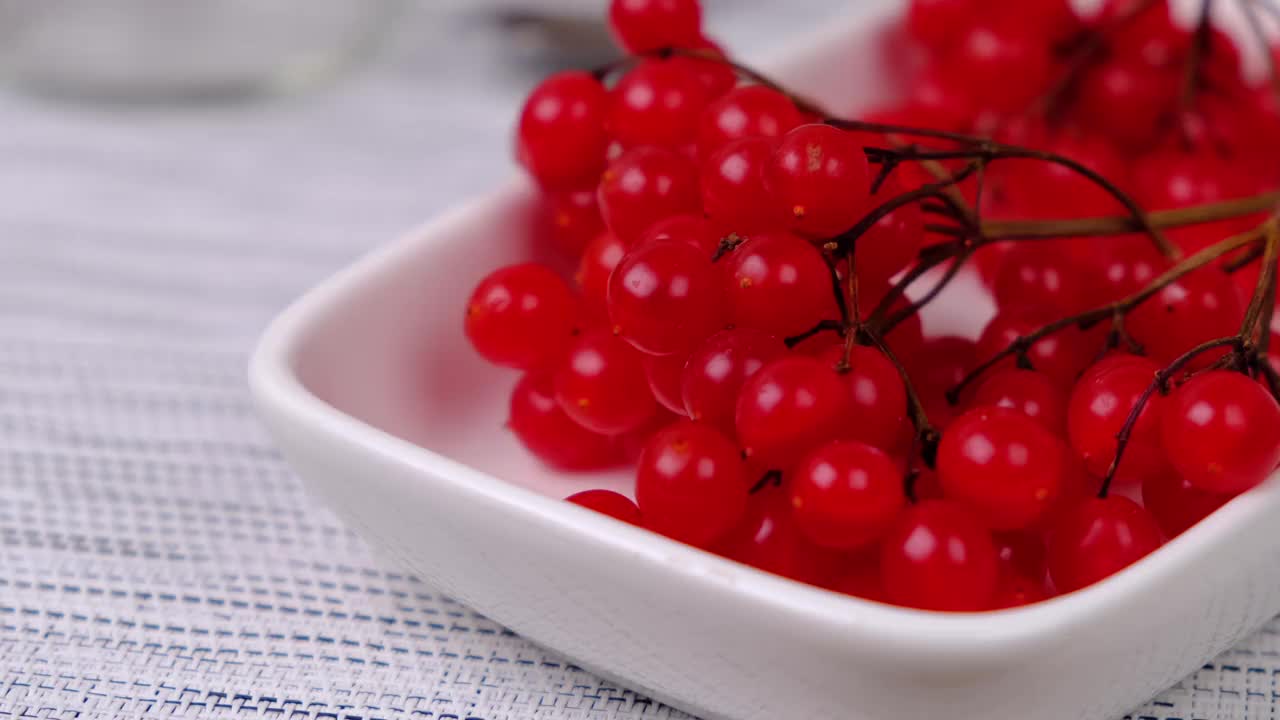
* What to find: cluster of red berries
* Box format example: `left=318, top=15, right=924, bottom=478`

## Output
left=463, top=0, right=1280, bottom=612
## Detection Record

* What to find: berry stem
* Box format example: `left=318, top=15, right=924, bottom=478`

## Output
left=1179, top=0, right=1215, bottom=112
left=947, top=223, right=1270, bottom=402
left=861, top=327, right=940, bottom=466
left=783, top=319, right=844, bottom=348
left=981, top=190, right=1280, bottom=240
left=1028, top=0, right=1163, bottom=119
left=1098, top=336, right=1243, bottom=498
left=1241, top=219, right=1280, bottom=347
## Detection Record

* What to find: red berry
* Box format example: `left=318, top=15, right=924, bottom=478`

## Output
left=608, top=0, right=702, bottom=54
left=516, top=72, right=610, bottom=189
left=993, top=530, right=1046, bottom=581
left=598, top=146, right=701, bottom=244
left=636, top=213, right=720, bottom=255
left=566, top=489, right=642, bottom=524
left=1105, top=0, right=1186, bottom=72
left=577, top=231, right=628, bottom=316
left=1160, top=371, right=1280, bottom=494
left=855, top=176, right=925, bottom=288
left=880, top=500, right=999, bottom=611
left=722, top=232, right=838, bottom=338
left=635, top=420, right=748, bottom=548
left=904, top=335, right=977, bottom=429
left=696, top=85, right=802, bottom=159
left=643, top=352, right=689, bottom=414
left=1127, top=268, right=1243, bottom=366
left=1141, top=469, right=1235, bottom=538
left=948, top=23, right=1053, bottom=114
left=991, top=573, right=1050, bottom=609
left=669, top=36, right=737, bottom=99
left=700, top=136, right=786, bottom=232
left=554, top=328, right=657, bottom=434
left=766, top=124, right=871, bottom=238
left=735, top=355, right=853, bottom=470
left=1067, top=354, right=1167, bottom=484
left=539, top=187, right=604, bottom=258
left=681, top=328, right=787, bottom=434
left=972, top=368, right=1067, bottom=435
left=1074, top=59, right=1175, bottom=147
left=509, top=372, right=621, bottom=470
left=830, top=551, right=886, bottom=601
left=816, top=345, right=907, bottom=451
left=718, top=486, right=847, bottom=585
left=608, top=59, right=709, bottom=149
left=907, top=0, right=979, bottom=49
left=465, top=263, right=578, bottom=369
left=976, top=311, right=1095, bottom=388
left=789, top=440, right=905, bottom=550
left=607, top=240, right=725, bottom=355
left=992, top=244, right=1093, bottom=317
left=937, top=406, right=1066, bottom=530
left=1047, top=496, right=1163, bottom=594
left=1094, top=239, right=1165, bottom=304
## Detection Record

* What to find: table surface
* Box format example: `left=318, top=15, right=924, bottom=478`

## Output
left=2, top=3, right=1278, bottom=718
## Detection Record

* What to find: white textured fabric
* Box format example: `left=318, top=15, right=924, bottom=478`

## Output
left=1, top=4, right=1277, bottom=719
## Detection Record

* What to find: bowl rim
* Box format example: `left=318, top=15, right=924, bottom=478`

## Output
left=249, top=2, right=1280, bottom=665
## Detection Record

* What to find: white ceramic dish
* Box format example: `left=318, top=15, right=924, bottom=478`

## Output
left=250, top=6, right=1280, bottom=719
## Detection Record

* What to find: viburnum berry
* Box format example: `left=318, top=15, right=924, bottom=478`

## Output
left=1047, top=496, right=1163, bottom=594
left=598, top=146, right=701, bottom=244
left=509, top=372, right=621, bottom=470
left=696, top=85, right=802, bottom=159
left=1074, top=59, right=1175, bottom=147
left=1105, top=0, right=1186, bottom=72
left=766, top=124, right=871, bottom=238
left=971, top=368, right=1067, bottom=435
left=1067, top=354, right=1168, bottom=484
left=577, top=231, right=628, bottom=317
left=992, top=244, right=1093, bottom=317
left=607, top=240, right=725, bottom=355
left=976, top=311, right=1095, bottom=388
left=642, top=352, right=689, bottom=414
left=635, top=420, right=748, bottom=548
left=993, top=530, right=1046, bottom=581
left=1141, top=469, right=1235, bottom=538
left=830, top=551, right=886, bottom=601
left=636, top=213, right=720, bottom=255
left=947, top=22, right=1053, bottom=114
left=936, top=405, right=1066, bottom=530
left=539, top=187, right=604, bottom=258
left=903, top=335, right=977, bottom=429
left=1126, top=268, right=1243, bottom=366
left=1094, top=239, right=1166, bottom=304
left=608, top=0, right=702, bottom=54
left=669, top=36, right=737, bottom=99
left=854, top=176, right=925, bottom=289
left=880, top=500, right=999, bottom=612
left=906, top=0, right=979, bottom=50
left=816, top=344, right=907, bottom=452
left=516, top=72, right=610, bottom=189
left=566, top=489, right=642, bottom=524
left=991, top=573, right=1050, bottom=609
left=465, top=263, right=578, bottom=369
left=735, top=355, right=853, bottom=470
left=789, top=440, right=905, bottom=550
left=554, top=328, right=657, bottom=434
left=1160, top=371, right=1280, bottom=494
left=700, top=136, right=786, bottom=232
left=608, top=59, right=709, bottom=149
left=722, top=232, right=838, bottom=338
left=681, top=328, right=787, bottom=434
left=718, top=485, right=847, bottom=585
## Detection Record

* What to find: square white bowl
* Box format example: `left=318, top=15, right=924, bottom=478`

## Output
left=250, top=6, right=1280, bottom=719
